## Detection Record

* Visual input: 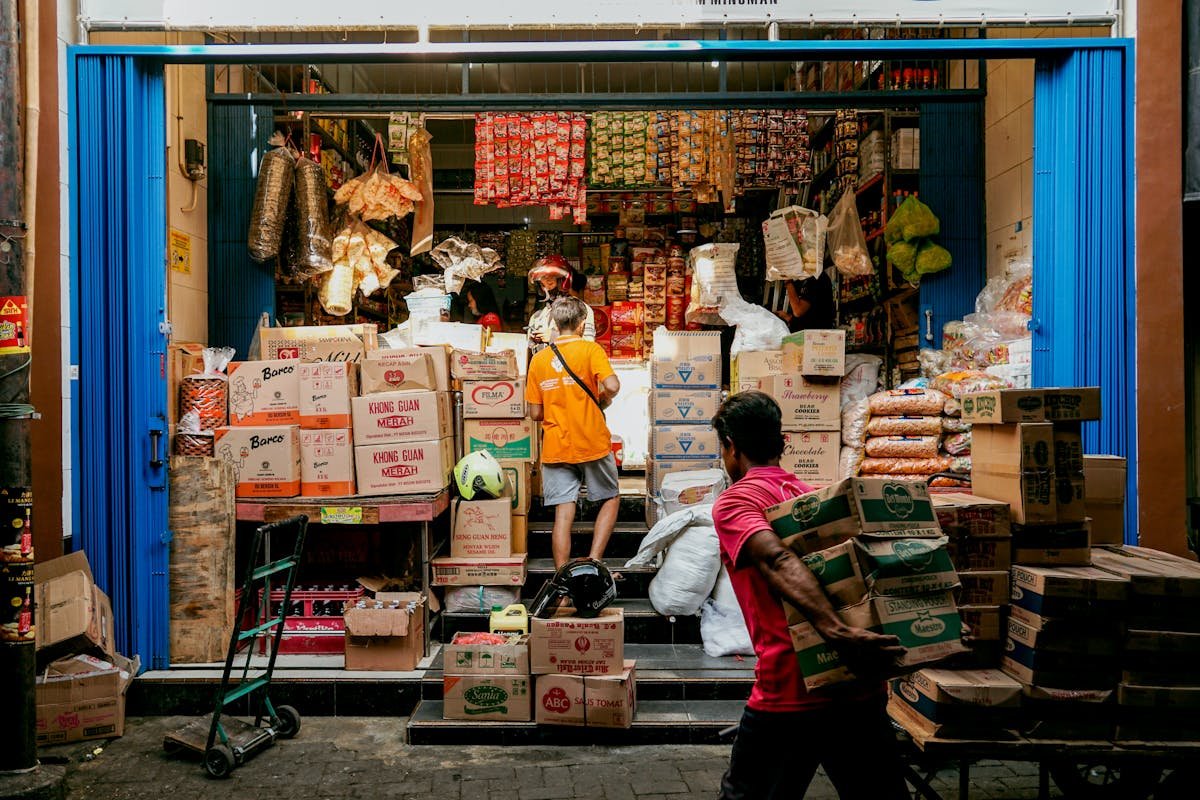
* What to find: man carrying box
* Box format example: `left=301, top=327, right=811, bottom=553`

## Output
left=526, top=297, right=621, bottom=568
left=710, top=391, right=909, bottom=800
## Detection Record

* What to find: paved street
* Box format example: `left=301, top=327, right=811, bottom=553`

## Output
left=42, top=716, right=1068, bottom=800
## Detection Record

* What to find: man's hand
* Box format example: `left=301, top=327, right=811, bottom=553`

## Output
left=817, top=619, right=906, bottom=680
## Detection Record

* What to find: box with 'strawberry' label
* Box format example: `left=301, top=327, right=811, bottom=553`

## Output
left=534, top=661, right=637, bottom=728
left=530, top=608, right=625, bottom=675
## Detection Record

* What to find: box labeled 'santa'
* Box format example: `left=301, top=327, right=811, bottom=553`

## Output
left=227, top=360, right=301, bottom=426
left=451, top=497, right=514, bottom=558
left=431, top=554, right=528, bottom=587
left=650, top=424, right=720, bottom=460
left=342, top=592, right=425, bottom=671
left=443, top=632, right=530, bottom=676
left=443, top=675, right=532, bottom=721
left=781, top=329, right=846, bottom=377
left=354, top=437, right=454, bottom=496
left=298, top=361, right=358, bottom=429
left=359, top=353, right=436, bottom=394
left=649, top=388, right=721, bottom=425
left=213, top=426, right=301, bottom=498
left=463, top=378, right=527, bottom=419
left=299, top=429, right=355, bottom=497
left=731, top=350, right=783, bottom=393
left=767, top=376, right=841, bottom=431
left=366, top=345, right=449, bottom=391
left=259, top=323, right=377, bottom=363
left=781, top=431, right=839, bottom=485
left=35, top=653, right=138, bottom=745
left=464, top=418, right=538, bottom=462
left=351, top=390, right=452, bottom=446
left=530, top=608, right=625, bottom=675
left=650, top=330, right=721, bottom=389
left=535, top=661, right=637, bottom=728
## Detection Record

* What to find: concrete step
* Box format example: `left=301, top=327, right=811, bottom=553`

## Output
left=406, top=697, right=744, bottom=746
left=524, top=520, right=650, bottom=560
left=524, top=556, right=657, bottom=595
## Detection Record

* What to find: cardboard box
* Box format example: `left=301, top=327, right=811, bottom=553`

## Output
left=957, top=571, right=1010, bottom=607
left=1001, top=650, right=1118, bottom=692
left=799, top=540, right=867, bottom=609
left=1117, top=683, right=1200, bottom=709
left=1010, top=564, right=1129, bottom=618
left=1006, top=612, right=1120, bottom=657
left=227, top=360, right=301, bottom=426
left=431, top=554, right=528, bottom=587
left=1055, top=473, right=1087, bottom=525
left=960, top=389, right=1046, bottom=424
left=464, top=418, right=538, bottom=462
left=1090, top=545, right=1200, bottom=603
left=451, top=349, right=519, bottom=381
left=500, top=460, right=533, bottom=516
left=788, top=601, right=877, bottom=691
left=213, top=426, right=301, bottom=498
left=765, top=478, right=942, bottom=556
left=1084, top=456, right=1126, bottom=546
left=359, top=354, right=436, bottom=394
left=511, top=515, right=528, bottom=553
left=972, top=424, right=1057, bottom=525
left=530, top=608, right=625, bottom=675
left=443, top=632, right=531, bottom=676
left=856, top=537, right=960, bottom=597
left=889, top=668, right=1022, bottom=735
left=463, top=378, right=527, bottom=419
left=947, top=537, right=1013, bottom=572
left=933, top=493, right=1013, bottom=540
left=1042, top=387, right=1102, bottom=422
left=354, top=437, right=454, bottom=496
left=650, top=424, right=721, bottom=461
left=366, top=346, right=449, bottom=391
left=299, top=429, right=356, bottom=497
left=959, top=605, right=1005, bottom=641
left=781, top=329, right=846, bottom=377
left=342, top=592, right=426, bottom=671
left=36, top=653, right=138, bottom=745
left=34, top=552, right=116, bottom=665
left=650, top=330, right=721, bottom=389
left=443, top=675, right=532, bottom=721
left=1052, top=424, right=1085, bottom=476
left=297, top=361, right=357, bottom=429
left=766, top=376, right=841, bottom=431
left=1012, top=523, right=1092, bottom=566
left=451, top=497, right=514, bottom=558
left=351, top=390, right=452, bottom=446
left=649, top=388, right=722, bottom=425
left=731, top=350, right=782, bottom=393
left=259, top=323, right=377, bottom=363
left=535, top=662, right=637, bottom=728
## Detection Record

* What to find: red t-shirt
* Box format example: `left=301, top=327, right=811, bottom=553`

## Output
left=713, top=466, right=830, bottom=712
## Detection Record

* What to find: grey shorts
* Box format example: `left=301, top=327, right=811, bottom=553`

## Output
left=541, top=454, right=620, bottom=506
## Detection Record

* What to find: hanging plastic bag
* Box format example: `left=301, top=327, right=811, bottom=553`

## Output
left=408, top=127, right=435, bottom=256
left=840, top=354, right=883, bottom=409
left=687, top=242, right=740, bottom=326
left=292, top=156, right=334, bottom=280
left=247, top=145, right=296, bottom=262
left=915, top=240, right=952, bottom=276
left=430, top=237, right=504, bottom=295
left=826, top=191, right=873, bottom=277
left=762, top=205, right=826, bottom=282
left=723, top=297, right=789, bottom=357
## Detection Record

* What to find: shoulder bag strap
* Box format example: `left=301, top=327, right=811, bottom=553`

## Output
left=548, top=341, right=604, bottom=412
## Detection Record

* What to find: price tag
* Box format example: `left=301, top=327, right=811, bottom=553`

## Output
left=320, top=507, right=363, bottom=525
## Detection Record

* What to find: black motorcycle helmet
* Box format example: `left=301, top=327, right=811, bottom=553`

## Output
left=528, top=558, right=618, bottom=619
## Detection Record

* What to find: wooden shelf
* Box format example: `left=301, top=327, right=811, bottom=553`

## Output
left=856, top=172, right=885, bottom=196
left=236, top=488, right=450, bottom=525
left=865, top=228, right=885, bottom=243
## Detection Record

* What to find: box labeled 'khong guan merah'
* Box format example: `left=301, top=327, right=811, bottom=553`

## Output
left=227, top=360, right=301, bottom=426
left=351, top=390, right=452, bottom=446
left=354, top=437, right=454, bottom=496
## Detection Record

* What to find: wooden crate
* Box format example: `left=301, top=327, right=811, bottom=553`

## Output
left=168, top=456, right=236, bottom=664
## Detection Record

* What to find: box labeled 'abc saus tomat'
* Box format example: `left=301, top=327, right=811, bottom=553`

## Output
left=462, top=379, right=527, bottom=419
left=765, top=477, right=942, bottom=556
left=534, top=661, right=637, bottom=728
left=351, top=390, right=452, bottom=446
left=530, top=608, right=624, bottom=675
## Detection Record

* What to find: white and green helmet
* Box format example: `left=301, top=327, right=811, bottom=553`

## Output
left=454, top=450, right=507, bottom=500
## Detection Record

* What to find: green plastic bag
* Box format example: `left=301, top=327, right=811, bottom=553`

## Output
left=916, top=240, right=953, bottom=275
left=901, top=197, right=941, bottom=241
left=886, top=240, right=917, bottom=272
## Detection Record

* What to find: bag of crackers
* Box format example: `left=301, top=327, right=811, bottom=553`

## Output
left=178, top=346, right=235, bottom=443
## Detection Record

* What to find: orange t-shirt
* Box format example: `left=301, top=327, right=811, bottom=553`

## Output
left=525, top=336, right=614, bottom=465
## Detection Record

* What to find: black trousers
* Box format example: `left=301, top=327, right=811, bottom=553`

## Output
left=718, top=698, right=910, bottom=799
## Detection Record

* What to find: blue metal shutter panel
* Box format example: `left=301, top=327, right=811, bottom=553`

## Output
left=208, top=104, right=275, bottom=357
left=72, top=54, right=169, bottom=668
left=1033, top=48, right=1137, bottom=541
left=916, top=101, right=987, bottom=349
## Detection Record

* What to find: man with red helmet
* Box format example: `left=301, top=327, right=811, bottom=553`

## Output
left=527, top=255, right=594, bottom=352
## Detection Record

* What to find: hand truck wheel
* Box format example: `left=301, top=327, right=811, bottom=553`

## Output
left=272, top=705, right=301, bottom=739
left=204, top=744, right=236, bottom=779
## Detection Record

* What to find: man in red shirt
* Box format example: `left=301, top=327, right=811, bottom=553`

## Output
left=711, top=391, right=909, bottom=799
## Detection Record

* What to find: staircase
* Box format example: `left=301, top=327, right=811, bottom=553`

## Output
left=407, top=489, right=755, bottom=744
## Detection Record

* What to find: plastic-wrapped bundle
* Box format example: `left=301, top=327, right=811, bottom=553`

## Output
left=859, top=456, right=953, bottom=476
left=943, top=432, right=972, bottom=456
left=320, top=224, right=355, bottom=316
left=839, top=446, right=864, bottom=480
left=248, top=146, right=296, bottom=262
left=841, top=398, right=870, bottom=448
left=178, top=347, right=235, bottom=431
left=866, top=416, right=943, bottom=437
left=175, top=410, right=215, bottom=457
left=942, top=416, right=971, bottom=434
left=865, top=436, right=941, bottom=459
left=868, top=389, right=947, bottom=417
left=292, top=156, right=334, bottom=279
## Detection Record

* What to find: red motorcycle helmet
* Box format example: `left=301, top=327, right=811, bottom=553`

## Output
left=528, top=254, right=573, bottom=294
left=477, top=312, right=503, bottom=332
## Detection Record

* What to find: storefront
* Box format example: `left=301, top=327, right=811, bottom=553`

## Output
left=66, top=32, right=1134, bottom=683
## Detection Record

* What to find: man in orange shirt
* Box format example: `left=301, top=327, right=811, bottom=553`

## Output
left=526, top=296, right=622, bottom=567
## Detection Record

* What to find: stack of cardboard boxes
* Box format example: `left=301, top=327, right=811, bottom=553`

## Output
left=341, top=590, right=428, bottom=671
left=443, top=633, right=534, bottom=721
left=933, top=494, right=1013, bottom=665
left=964, top=387, right=1101, bottom=566
left=531, top=609, right=636, bottom=728
left=647, top=330, right=722, bottom=501
left=733, top=329, right=844, bottom=486
left=764, top=478, right=968, bottom=691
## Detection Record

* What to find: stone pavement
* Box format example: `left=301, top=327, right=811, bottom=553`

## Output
left=44, top=717, right=1064, bottom=800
